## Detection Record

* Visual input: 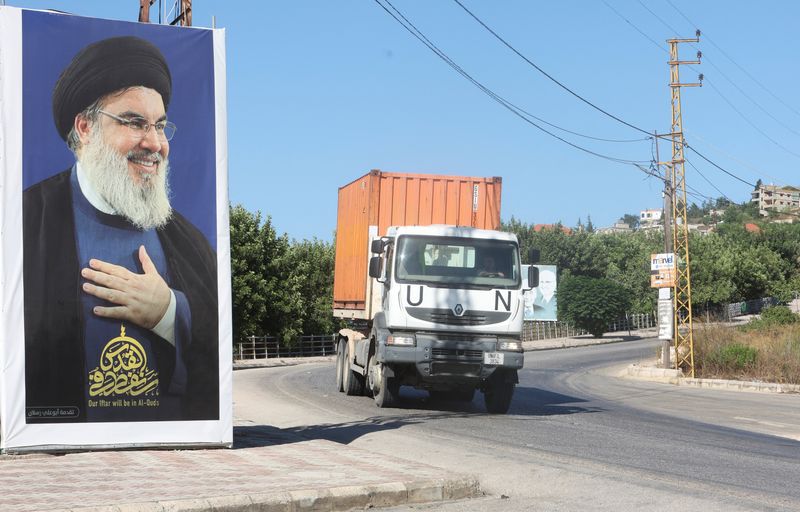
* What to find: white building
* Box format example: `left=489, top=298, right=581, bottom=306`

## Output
left=640, top=209, right=663, bottom=225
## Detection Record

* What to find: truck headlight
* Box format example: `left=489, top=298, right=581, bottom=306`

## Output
left=387, top=335, right=416, bottom=346
left=497, top=340, right=522, bottom=352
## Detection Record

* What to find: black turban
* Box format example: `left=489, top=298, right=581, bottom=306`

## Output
left=52, top=36, right=172, bottom=141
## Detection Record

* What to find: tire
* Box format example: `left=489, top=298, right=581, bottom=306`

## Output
left=343, top=343, right=364, bottom=396
left=483, top=372, right=515, bottom=414
left=374, top=363, right=399, bottom=408
left=335, top=340, right=345, bottom=393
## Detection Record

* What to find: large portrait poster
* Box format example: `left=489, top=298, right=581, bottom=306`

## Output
left=0, top=7, right=232, bottom=451
left=522, top=265, right=558, bottom=322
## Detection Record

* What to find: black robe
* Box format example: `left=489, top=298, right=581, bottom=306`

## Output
left=23, top=169, right=219, bottom=422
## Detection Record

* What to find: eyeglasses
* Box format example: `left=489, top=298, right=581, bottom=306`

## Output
left=98, top=110, right=177, bottom=141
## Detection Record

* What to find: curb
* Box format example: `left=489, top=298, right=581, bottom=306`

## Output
left=64, top=476, right=481, bottom=512
left=625, top=362, right=800, bottom=394
left=233, top=356, right=335, bottom=371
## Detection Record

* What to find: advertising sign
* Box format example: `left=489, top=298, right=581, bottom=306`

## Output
left=658, top=292, right=674, bottom=341
left=650, top=252, right=676, bottom=288
left=0, top=8, right=232, bottom=451
left=522, top=264, right=557, bottom=321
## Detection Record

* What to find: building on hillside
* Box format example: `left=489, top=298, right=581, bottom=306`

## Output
left=639, top=209, right=662, bottom=226
left=751, top=184, right=800, bottom=216
left=596, top=221, right=633, bottom=234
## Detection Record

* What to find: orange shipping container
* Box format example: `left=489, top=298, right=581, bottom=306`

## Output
left=333, top=170, right=502, bottom=317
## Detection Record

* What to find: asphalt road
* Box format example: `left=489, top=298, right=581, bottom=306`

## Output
left=234, top=338, right=800, bottom=511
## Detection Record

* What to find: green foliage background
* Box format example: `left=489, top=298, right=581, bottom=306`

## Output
left=230, top=204, right=339, bottom=346
left=503, top=206, right=800, bottom=314
left=227, top=199, right=799, bottom=346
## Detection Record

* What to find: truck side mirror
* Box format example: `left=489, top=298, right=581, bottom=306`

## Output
left=528, top=248, right=540, bottom=264
left=527, top=266, right=539, bottom=290
left=368, top=256, right=383, bottom=279
left=371, top=239, right=384, bottom=254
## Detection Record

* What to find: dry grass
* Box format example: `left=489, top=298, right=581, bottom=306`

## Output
left=693, top=322, right=800, bottom=384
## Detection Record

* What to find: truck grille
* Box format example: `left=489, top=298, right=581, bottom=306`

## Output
left=431, top=362, right=481, bottom=376
left=407, top=307, right=511, bottom=326
left=431, top=348, right=483, bottom=361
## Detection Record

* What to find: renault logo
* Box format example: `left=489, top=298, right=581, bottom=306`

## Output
left=453, top=304, right=464, bottom=316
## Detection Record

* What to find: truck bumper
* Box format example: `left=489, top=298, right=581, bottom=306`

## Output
left=380, top=332, right=523, bottom=382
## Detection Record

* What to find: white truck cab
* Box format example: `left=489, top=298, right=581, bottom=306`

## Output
left=335, top=224, right=538, bottom=413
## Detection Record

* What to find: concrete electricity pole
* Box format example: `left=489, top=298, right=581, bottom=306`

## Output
left=655, top=131, right=672, bottom=368
left=667, top=32, right=702, bottom=377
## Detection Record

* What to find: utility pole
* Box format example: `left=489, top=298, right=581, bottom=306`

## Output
left=667, top=32, right=702, bottom=377
left=137, top=0, right=192, bottom=26
left=655, top=131, right=672, bottom=368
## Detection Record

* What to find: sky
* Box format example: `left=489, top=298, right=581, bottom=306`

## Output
left=5, top=1, right=799, bottom=242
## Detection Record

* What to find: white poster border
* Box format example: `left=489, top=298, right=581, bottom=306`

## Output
left=0, top=8, right=233, bottom=452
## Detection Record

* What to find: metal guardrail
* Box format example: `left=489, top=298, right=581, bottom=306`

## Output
left=522, top=312, right=657, bottom=341
left=235, top=334, right=335, bottom=360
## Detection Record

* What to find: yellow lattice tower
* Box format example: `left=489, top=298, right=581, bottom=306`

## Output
left=668, top=34, right=701, bottom=377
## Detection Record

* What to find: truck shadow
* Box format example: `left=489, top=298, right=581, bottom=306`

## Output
left=234, top=413, right=458, bottom=448
left=398, top=385, right=603, bottom=417
left=234, top=387, right=601, bottom=448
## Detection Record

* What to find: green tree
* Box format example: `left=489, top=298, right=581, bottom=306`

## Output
left=284, top=238, right=339, bottom=335
left=558, top=275, right=631, bottom=337
left=622, top=213, right=640, bottom=230
left=687, top=202, right=703, bottom=221
left=688, top=233, right=737, bottom=306
left=229, top=204, right=268, bottom=344
left=257, top=214, right=305, bottom=345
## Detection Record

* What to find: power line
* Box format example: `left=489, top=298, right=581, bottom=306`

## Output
left=451, top=0, right=662, bottom=139
left=685, top=158, right=734, bottom=204
left=501, top=100, right=650, bottom=143
left=605, top=2, right=800, bottom=168
left=684, top=144, right=756, bottom=188
left=683, top=129, right=786, bottom=184
left=374, top=0, right=651, bottom=166
left=640, top=0, right=800, bottom=145
left=701, top=77, right=800, bottom=160
left=635, top=162, right=715, bottom=204
left=602, top=0, right=668, bottom=54
left=632, top=1, right=800, bottom=145
left=665, top=0, right=800, bottom=121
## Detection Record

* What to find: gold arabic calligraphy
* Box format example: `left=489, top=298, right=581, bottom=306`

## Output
left=88, top=325, right=159, bottom=397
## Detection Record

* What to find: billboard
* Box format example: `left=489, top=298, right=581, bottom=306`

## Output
left=522, top=265, right=557, bottom=321
left=0, top=8, right=232, bottom=451
left=650, top=252, right=676, bottom=288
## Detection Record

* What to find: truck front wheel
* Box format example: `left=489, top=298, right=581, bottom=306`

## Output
left=371, top=358, right=399, bottom=408
left=483, top=370, right=515, bottom=414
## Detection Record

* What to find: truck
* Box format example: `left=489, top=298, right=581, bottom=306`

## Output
left=332, top=170, right=537, bottom=413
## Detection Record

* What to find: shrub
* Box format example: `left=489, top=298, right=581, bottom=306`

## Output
left=709, top=343, right=757, bottom=371
left=741, top=305, right=799, bottom=332
left=694, top=323, right=800, bottom=383
left=760, top=305, right=799, bottom=325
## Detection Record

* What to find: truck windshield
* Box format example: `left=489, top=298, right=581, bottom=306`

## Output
left=394, top=235, right=520, bottom=288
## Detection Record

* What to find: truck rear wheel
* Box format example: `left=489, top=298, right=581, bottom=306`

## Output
left=484, top=371, right=515, bottom=414
left=343, top=343, right=364, bottom=396
left=335, top=340, right=345, bottom=392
